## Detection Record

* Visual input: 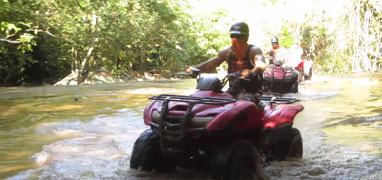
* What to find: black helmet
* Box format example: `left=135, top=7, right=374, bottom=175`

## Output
left=271, top=36, right=279, bottom=43
left=229, top=22, right=249, bottom=37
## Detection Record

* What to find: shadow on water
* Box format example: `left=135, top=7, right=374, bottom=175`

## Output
left=1, top=75, right=382, bottom=179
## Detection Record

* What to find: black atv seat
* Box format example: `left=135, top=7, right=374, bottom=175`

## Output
left=196, top=77, right=222, bottom=92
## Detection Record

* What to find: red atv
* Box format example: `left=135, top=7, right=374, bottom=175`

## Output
left=130, top=70, right=304, bottom=179
left=263, top=64, right=299, bottom=93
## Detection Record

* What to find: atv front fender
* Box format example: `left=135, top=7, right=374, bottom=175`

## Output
left=262, top=104, right=304, bottom=130
left=205, top=100, right=262, bottom=131
left=144, top=100, right=159, bottom=125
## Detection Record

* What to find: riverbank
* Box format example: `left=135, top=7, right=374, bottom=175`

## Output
left=53, top=67, right=186, bottom=86
left=53, top=69, right=382, bottom=86
left=2, top=68, right=381, bottom=87
left=310, top=72, right=382, bottom=85
left=326, top=72, right=382, bottom=80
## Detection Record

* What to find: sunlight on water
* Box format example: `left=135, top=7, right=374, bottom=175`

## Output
left=316, top=77, right=382, bottom=156
left=0, top=80, right=195, bottom=179
left=323, top=123, right=382, bottom=155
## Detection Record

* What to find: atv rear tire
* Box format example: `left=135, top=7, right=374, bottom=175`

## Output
left=291, top=81, right=298, bottom=93
left=304, top=68, right=313, bottom=81
left=212, top=140, right=267, bottom=180
left=296, top=68, right=304, bottom=82
left=130, top=129, right=176, bottom=172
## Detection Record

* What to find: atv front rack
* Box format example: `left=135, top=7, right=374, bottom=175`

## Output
left=149, top=94, right=237, bottom=156
left=150, top=94, right=299, bottom=104
left=149, top=94, right=237, bottom=105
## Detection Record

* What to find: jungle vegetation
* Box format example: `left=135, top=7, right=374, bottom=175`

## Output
left=0, top=0, right=381, bottom=86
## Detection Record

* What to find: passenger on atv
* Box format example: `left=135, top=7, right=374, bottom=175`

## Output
left=185, top=21, right=266, bottom=105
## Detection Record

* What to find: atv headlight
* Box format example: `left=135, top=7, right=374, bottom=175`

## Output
left=152, top=110, right=160, bottom=122
left=191, top=116, right=214, bottom=126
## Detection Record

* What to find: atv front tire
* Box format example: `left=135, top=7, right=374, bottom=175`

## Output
left=212, top=140, right=267, bottom=180
left=291, top=81, right=298, bottom=93
left=130, top=129, right=176, bottom=172
left=288, top=128, right=303, bottom=158
left=275, top=127, right=303, bottom=160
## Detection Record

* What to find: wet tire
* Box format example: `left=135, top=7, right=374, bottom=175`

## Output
left=304, top=68, right=313, bottom=81
left=275, top=128, right=303, bottom=160
left=130, top=129, right=176, bottom=173
left=296, top=68, right=304, bottom=82
left=291, top=81, right=298, bottom=93
left=211, top=140, right=268, bottom=180
left=288, top=128, right=303, bottom=158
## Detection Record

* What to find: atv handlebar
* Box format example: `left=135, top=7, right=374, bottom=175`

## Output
left=189, top=67, right=201, bottom=78
left=226, top=73, right=250, bottom=81
left=187, top=67, right=249, bottom=81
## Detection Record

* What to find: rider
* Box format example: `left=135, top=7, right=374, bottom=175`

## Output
left=185, top=22, right=266, bottom=104
left=265, top=36, right=287, bottom=66
left=287, top=40, right=303, bottom=68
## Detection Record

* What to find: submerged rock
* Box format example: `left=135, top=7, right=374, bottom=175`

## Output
left=306, top=166, right=327, bottom=176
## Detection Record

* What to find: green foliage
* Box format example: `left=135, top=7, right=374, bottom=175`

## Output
left=347, top=0, right=382, bottom=72
left=0, top=0, right=228, bottom=85
left=268, top=0, right=277, bottom=5
left=297, top=0, right=381, bottom=74
left=278, top=25, right=294, bottom=48
left=1, top=0, right=381, bottom=86
left=298, top=12, right=349, bottom=74
left=0, top=1, right=39, bottom=85
left=266, top=0, right=381, bottom=74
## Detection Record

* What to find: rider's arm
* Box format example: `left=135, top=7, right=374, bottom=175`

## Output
left=186, top=48, right=228, bottom=73
left=251, top=58, right=266, bottom=76
left=250, top=47, right=266, bottom=76
left=240, top=48, right=266, bottom=78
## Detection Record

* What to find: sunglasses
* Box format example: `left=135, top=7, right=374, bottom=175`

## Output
left=230, top=34, right=247, bottom=39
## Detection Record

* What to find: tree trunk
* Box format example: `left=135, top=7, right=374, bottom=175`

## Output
left=349, top=0, right=381, bottom=73
left=77, top=14, right=98, bottom=84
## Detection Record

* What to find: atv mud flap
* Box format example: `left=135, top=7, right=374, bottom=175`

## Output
left=262, top=123, right=293, bottom=145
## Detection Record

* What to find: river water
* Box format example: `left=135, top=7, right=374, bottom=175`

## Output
left=0, top=74, right=381, bottom=180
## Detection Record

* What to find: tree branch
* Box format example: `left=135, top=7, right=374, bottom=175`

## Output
left=26, top=30, right=57, bottom=38
left=0, top=39, right=21, bottom=44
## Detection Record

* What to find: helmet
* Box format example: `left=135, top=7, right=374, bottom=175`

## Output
left=274, top=59, right=283, bottom=66
left=271, top=37, right=279, bottom=43
left=229, top=22, right=249, bottom=37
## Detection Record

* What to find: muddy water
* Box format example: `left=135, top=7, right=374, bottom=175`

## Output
left=266, top=76, right=382, bottom=180
left=0, top=75, right=381, bottom=180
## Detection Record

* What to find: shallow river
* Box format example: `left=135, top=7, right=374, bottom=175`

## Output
left=0, top=74, right=381, bottom=180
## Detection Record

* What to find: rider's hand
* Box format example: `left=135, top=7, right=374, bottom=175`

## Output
left=184, top=66, right=192, bottom=73
left=241, top=69, right=251, bottom=78
left=185, top=67, right=201, bottom=78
